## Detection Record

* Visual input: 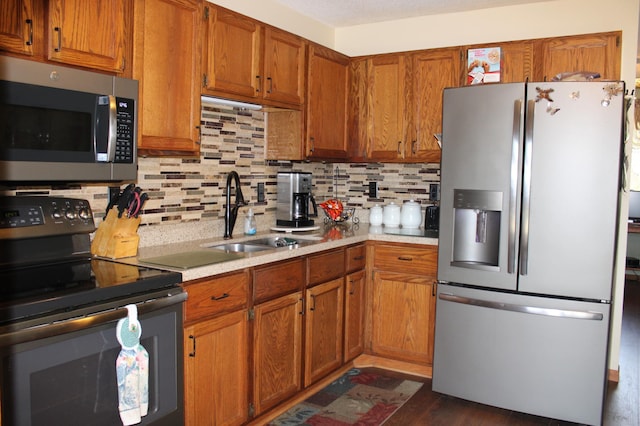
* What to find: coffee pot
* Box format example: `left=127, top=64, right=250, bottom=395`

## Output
left=276, top=172, right=318, bottom=228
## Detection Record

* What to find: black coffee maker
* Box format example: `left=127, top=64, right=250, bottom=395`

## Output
left=276, top=172, right=318, bottom=228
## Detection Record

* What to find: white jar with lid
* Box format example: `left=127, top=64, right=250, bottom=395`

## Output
left=369, top=204, right=383, bottom=226
left=382, top=202, right=400, bottom=227
left=401, top=200, right=422, bottom=228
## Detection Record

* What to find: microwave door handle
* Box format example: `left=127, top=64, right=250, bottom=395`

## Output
left=96, top=95, right=117, bottom=162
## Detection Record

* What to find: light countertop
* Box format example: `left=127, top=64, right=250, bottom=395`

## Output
left=110, top=224, right=438, bottom=282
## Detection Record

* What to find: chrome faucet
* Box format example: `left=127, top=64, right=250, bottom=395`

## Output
left=224, top=171, right=246, bottom=239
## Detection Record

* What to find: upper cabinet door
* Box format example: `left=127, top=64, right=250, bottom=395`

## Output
left=368, top=54, right=408, bottom=161
left=499, top=41, right=533, bottom=83
left=203, top=6, right=262, bottom=99
left=0, top=0, right=36, bottom=56
left=306, top=43, right=349, bottom=160
left=536, top=31, right=621, bottom=81
left=133, top=0, right=202, bottom=154
left=47, top=0, right=128, bottom=72
left=203, top=5, right=304, bottom=108
left=262, top=27, right=305, bottom=106
left=410, top=47, right=461, bottom=162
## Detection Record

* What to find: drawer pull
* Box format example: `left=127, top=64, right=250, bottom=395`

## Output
left=398, top=256, right=413, bottom=261
left=352, top=255, right=365, bottom=261
left=211, top=293, right=230, bottom=301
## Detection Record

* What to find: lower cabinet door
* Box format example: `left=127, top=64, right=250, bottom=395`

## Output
left=304, top=278, right=344, bottom=387
left=344, top=269, right=366, bottom=361
left=253, top=292, right=303, bottom=415
left=371, top=271, right=434, bottom=365
left=184, top=309, right=249, bottom=426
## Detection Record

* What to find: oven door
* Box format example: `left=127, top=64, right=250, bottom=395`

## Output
left=0, top=289, right=186, bottom=426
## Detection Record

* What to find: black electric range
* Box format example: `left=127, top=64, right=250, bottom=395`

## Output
left=0, top=196, right=182, bottom=325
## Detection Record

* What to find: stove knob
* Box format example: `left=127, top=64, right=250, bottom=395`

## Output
left=65, top=209, right=77, bottom=220
left=78, top=207, right=91, bottom=221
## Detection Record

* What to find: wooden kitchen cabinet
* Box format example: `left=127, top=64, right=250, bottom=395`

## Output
left=344, top=268, right=366, bottom=361
left=203, top=4, right=306, bottom=108
left=409, top=47, right=461, bottom=163
left=202, top=5, right=261, bottom=99
left=0, top=0, right=131, bottom=73
left=305, top=43, right=350, bottom=160
left=344, top=244, right=366, bottom=361
left=47, top=0, right=129, bottom=72
left=252, top=257, right=305, bottom=416
left=534, top=31, right=621, bottom=82
left=253, top=291, right=304, bottom=416
left=184, top=310, right=249, bottom=426
left=351, top=49, right=460, bottom=163
left=304, top=277, right=344, bottom=387
left=0, top=0, right=38, bottom=56
left=369, top=243, right=438, bottom=365
left=498, top=41, right=533, bottom=83
left=367, top=54, right=409, bottom=161
left=303, top=249, right=347, bottom=386
left=263, top=26, right=306, bottom=106
left=133, top=0, right=202, bottom=155
left=183, top=270, right=250, bottom=426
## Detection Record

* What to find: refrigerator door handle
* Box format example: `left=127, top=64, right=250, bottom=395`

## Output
left=438, top=292, right=604, bottom=321
left=508, top=99, right=523, bottom=274
left=519, top=99, right=536, bottom=275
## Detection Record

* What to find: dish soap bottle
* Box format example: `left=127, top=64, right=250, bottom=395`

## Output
left=244, top=208, right=257, bottom=235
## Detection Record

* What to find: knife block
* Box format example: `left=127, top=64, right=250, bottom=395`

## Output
left=91, top=208, right=141, bottom=259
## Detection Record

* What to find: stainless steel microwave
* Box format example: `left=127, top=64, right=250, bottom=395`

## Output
left=0, top=56, right=138, bottom=182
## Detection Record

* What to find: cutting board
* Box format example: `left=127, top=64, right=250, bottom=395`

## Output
left=139, top=250, right=242, bottom=270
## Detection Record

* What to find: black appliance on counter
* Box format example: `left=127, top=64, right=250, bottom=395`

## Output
left=0, top=196, right=185, bottom=426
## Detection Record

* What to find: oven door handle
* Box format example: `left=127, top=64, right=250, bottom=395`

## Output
left=0, top=290, right=187, bottom=347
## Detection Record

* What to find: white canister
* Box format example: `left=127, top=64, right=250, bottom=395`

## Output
left=369, top=204, right=383, bottom=226
left=401, top=200, right=422, bottom=229
left=382, top=202, right=400, bottom=227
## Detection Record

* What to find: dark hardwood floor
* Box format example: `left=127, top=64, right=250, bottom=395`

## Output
left=379, top=278, right=640, bottom=426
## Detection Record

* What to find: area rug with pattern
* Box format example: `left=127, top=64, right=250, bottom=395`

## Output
left=268, top=368, right=423, bottom=425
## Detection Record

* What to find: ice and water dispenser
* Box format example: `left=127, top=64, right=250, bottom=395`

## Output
left=451, top=189, right=503, bottom=271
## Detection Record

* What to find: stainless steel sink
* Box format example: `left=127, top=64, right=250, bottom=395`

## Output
left=245, top=236, right=314, bottom=248
left=208, top=243, right=273, bottom=253
left=205, top=236, right=317, bottom=253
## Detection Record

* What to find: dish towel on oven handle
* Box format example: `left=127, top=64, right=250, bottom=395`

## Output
left=116, top=304, right=149, bottom=425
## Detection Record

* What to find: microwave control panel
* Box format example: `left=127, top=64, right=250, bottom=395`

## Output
left=115, top=97, right=135, bottom=163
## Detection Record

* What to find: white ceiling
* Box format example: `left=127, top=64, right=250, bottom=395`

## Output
left=271, top=0, right=552, bottom=27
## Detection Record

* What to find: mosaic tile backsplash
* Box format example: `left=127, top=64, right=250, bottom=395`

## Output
left=0, top=102, right=440, bottom=245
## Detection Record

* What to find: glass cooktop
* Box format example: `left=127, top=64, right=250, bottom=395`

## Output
left=0, top=258, right=181, bottom=324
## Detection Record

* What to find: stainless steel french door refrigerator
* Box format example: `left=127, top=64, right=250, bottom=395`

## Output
left=433, top=81, right=625, bottom=425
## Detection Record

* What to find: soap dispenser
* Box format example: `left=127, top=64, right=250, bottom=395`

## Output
left=244, top=208, right=257, bottom=235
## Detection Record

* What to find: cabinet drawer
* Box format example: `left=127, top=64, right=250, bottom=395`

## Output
left=184, top=270, right=249, bottom=324
left=307, top=248, right=345, bottom=286
left=345, top=243, right=366, bottom=273
left=373, top=243, right=437, bottom=276
left=254, top=258, right=305, bottom=303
